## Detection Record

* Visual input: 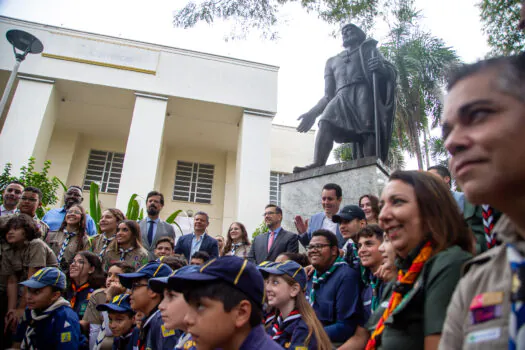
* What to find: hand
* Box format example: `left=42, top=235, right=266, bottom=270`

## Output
left=297, top=112, right=316, bottom=133
left=5, top=308, right=22, bottom=333
left=368, top=56, right=383, bottom=72
left=304, top=265, right=315, bottom=278
left=106, top=284, right=126, bottom=302
left=294, top=216, right=309, bottom=234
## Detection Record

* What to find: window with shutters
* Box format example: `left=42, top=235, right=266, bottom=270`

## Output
left=269, top=172, right=285, bottom=206
left=173, top=161, right=215, bottom=204
left=82, top=150, right=124, bottom=194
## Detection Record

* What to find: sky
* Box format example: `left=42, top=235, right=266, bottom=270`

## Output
left=0, top=0, right=490, bottom=169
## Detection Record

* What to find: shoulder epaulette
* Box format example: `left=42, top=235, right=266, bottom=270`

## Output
left=462, top=249, right=498, bottom=275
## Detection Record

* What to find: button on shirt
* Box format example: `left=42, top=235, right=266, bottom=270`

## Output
left=43, top=207, right=98, bottom=236
left=191, top=233, right=206, bottom=257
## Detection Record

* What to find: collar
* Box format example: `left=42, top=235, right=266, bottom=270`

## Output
left=239, top=325, right=268, bottom=350
left=142, top=308, right=160, bottom=330
left=395, top=238, right=431, bottom=271
left=495, top=215, right=525, bottom=254
left=147, top=217, right=160, bottom=224
left=269, top=227, right=282, bottom=234
left=193, top=232, right=207, bottom=240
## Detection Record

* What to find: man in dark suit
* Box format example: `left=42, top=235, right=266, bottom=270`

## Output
left=248, top=204, right=298, bottom=264
left=175, top=211, right=219, bottom=261
left=139, top=191, right=176, bottom=259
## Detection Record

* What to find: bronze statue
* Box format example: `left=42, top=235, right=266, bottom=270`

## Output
left=294, top=24, right=397, bottom=173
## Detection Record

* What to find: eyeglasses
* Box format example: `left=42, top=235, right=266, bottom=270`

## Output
left=67, top=210, right=82, bottom=215
left=20, top=197, right=38, bottom=203
left=262, top=211, right=277, bottom=217
left=306, top=244, right=331, bottom=252
left=131, top=283, right=149, bottom=291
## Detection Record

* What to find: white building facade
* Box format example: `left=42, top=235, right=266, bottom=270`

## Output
left=0, top=17, right=314, bottom=236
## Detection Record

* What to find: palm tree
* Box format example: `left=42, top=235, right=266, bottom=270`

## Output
left=380, top=0, right=459, bottom=169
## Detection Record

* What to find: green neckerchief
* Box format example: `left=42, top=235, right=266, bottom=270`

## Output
left=309, top=256, right=346, bottom=306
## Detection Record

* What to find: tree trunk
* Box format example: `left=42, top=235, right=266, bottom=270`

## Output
left=423, top=127, right=430, bottom=169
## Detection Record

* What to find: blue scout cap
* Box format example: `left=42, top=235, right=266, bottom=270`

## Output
left=148, top=265, right=201, bottom=294
left=167, top=256, right=265, bottom=307
left=259, top=260, right=308, bottom=290
left=119, top=261, right=173, bottom=289
left=332, top=205, right=366, bottom=223
left=96, top=294, right=134, bottom=313
left=20, top=267, right=66, bottom=290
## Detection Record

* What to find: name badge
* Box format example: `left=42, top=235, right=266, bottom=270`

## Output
left=466, top=327, right=501, bottom=344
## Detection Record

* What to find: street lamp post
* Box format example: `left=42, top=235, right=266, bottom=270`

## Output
left=0, top=29, right=44, bottom=125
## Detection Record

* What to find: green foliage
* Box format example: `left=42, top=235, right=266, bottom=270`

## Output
left=332, top=143, right=353, bottom=162
left=479, top=0, right=525, bottom=56
left=89, top=182, right=102, bottom=233
left=0, top=158, right=62, bottom=219
left=126, top=194, right=141, bottom=221
left=429, top=136, right=449, bottom=167
left=252, top=220, right=269, bottom=241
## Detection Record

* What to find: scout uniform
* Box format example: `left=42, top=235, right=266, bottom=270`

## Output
left=96, top=294, right=136, bottom=350
left=259, top=260, right=318, bottom=350
left=174, top=332, right=196, bottom=350
left=83, top=288, right=114, bottom=350
left=361, top=272, right=384, bottom=323
left=164, top=256, right=283, bottom=350
left=439, top=215, right=518, bottom=349
left=66, top=282, right=95, bottom=319
left=366, top=282, right=394, bottom=334
left=375, top=244, right=471, bottom=349
left=88, top=233, right=116, bottom=258
left=119, top=261, right=178, bottom=350
left=14, top=267, right=85, bottom=349
left=0, top=213, right=49, bottom=240
left=46, top=229, right=90, bottom=272
left=101, top=245, right=150, bottom=271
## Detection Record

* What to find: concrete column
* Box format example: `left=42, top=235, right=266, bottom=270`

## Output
left=115, top=93, right=168, bottom=210
left=236, top=109, right=274, bottom=237
left=221, top=150, right=237, bottom=235
left=0, top=76, right=56, bottom=176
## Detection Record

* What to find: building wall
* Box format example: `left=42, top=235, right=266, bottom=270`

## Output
left=270, top=124, right=315, bottom=173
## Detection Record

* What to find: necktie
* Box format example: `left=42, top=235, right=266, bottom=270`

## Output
left=57, top=231, right=76, bottom=263
left=119, top=247, right=134, bottom=261
left=267, top=231, right=275, bottom=253
left=482, top=204, right=496, bottom=248
left=507, top=244, right=525, bottom=350
left=148, top=221, right=155, bottom=245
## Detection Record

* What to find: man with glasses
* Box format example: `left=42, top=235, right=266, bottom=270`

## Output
left=43, top=186, right=97, bottom=236
left=306, top=229, right=363, bottom=344
left=0, top=181, right=24, bottom=217
left=247, top=204, right=298, bottom=264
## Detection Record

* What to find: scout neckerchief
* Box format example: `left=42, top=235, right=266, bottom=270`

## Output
left=119, top=246, right=134, bottom=261
left=309, top=256, right=346, bottom=306
left=231, top=242, right=243, bottom=256
left=482, top=205, right=497, bottom=248
left=363, top=271, right=381, bottom=312
left=366, top=241, right=433, bottom=350
left=114, top=327, right=135, bottom=350
left=57, top=230, right=76, bottom=263
left=98, top=235, right=114, bottom=258
left=271, top=309, right=301, bottom=340
left=21, top=297, right=70, bottom=350
left=70, top=282, right=91, bottom=309
left=507, top=244, right=525, bottom=350
left=94, top=311, right=110, bottom=350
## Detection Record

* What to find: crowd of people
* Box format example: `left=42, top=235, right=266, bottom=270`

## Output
left=0, top=52, right=525, bottom=350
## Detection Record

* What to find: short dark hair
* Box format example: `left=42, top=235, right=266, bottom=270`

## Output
left=108, top=261, right=135, bottom=274
left=311, top=229, right=338, bottom=247
left=428, top=165, right=452, bottom=187
left=74, top=251, right=106, bottom=289
left=191, top=251, right=210, bottom=263
left=3, top=180, right=25, bottom=191
left=323, top=183, right=342, bottom=198
left=356, top=224, right=384, bottom=243
left=155, top=236, right=174, bottom=250
left=146, top=191, right=164, bottom=206
left=183, top=280, right=263, bottom=328
left=23, top=186, right=43, bottom=202
left=0, top=213, right=40, bottom=241
left=194, top=211, right=209, bottom=223
left=276, top=252, right=310, bottom=267
left=265, top=204, right=282, bottom=215
left=160, top=255, right=187, bottom=270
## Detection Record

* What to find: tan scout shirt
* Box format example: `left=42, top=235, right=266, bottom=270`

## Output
left=46, top=230, right=90, bottom=268
left=101, top=246, right=150, bottom=271
left=440, top=215, right=518, bottom=349
left=0, top=214, right=50, bottom=240
left=83, top=288, right=114, bottom=350
left=87, top=233, right=116, bottom=257
left=0, top=238, right=58, bottom=281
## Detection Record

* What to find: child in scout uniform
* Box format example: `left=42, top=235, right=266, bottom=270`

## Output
left=149, top=265, right=200, bottom=350
left=96, top=294, right=136, bottom=350
left=13, top=267, right=85, bottom=349
left=166, top=256, right=283, bottom=350
left=259, top=260, right=332, bottom=350
left=101, top=220, right=149, bottom=271
left=118, top=261, right=178, bottom=350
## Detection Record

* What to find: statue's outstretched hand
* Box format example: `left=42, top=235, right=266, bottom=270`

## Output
left=297, top=112, right=316, bottom=132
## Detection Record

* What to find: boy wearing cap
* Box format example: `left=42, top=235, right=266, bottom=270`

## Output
left=168, top=256, right=282, bottom=350
left=332, top=205, right=367, bottom=269
left=13, top=267, right=84, bottom=349
left=96, top=294, right=136, bottom=350
left=118, top=261, right=178, bottom=350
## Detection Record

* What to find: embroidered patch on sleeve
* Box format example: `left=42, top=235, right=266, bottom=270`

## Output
left=61, top=332, right=71, bottom=343
left=161, top=324, right=175, bottom=337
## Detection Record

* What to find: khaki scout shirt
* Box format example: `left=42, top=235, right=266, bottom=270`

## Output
left=0, top=214, right=50, bottom=240
left=83, top=288, right=114, bottom=350
left=87, top=233, right=115, bottom=257
left=0, top=238, right=58, bottom=281
left=101, top=246, right=150, bottom=271
left=440, top=215, right=519, bottom=349
left=46, top=230, right=90, bottom=267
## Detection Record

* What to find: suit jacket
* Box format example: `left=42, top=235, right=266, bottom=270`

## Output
left=248, top=228, right=298, bottom=265
left=298, top=212, right=345, bottom=248
left=139, top=218, right=176, bottom=260
left=174, top=233, right=219, bottom=261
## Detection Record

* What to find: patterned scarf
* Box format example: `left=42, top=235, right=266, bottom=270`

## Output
left=309, top=256, right=346, bottom=306
left=507, top=244, right=525, bottom=350
left=119, top=247, right=134, bottom=261
left=366, top=241, right=433, bottom=350
left=94, top=312, right=109, bottom=350
left=270, top=310, right=302, bottom=340
left=71, top=282, right=90, bottom=309
left=98, top=235, right=114, bottom=259
left=57, top=230, right=76, bottom=263
left=482, top=205, right=497, bottom=248
left=231, top=243, right=243, bottom=256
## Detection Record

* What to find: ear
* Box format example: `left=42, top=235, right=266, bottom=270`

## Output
left=360, top=220, right=366, bottom=228
left=233, top=300, right=252, bottom=328
left=50, top=290, right=62, bottom=303
left=444, top=176, right=451, bottom=185
left=88, top=265, right=95, bottom=275
left=289, top=283, right=300, bottom=298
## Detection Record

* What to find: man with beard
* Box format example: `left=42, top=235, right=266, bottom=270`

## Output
left=0, top=181, right=24, bottom=217
left=139, top=191, right=176, bottom=259
left=42, top=186, right=97, bottom=236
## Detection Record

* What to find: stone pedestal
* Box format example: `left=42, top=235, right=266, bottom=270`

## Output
left=280, top=157, right=390, bottom=232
